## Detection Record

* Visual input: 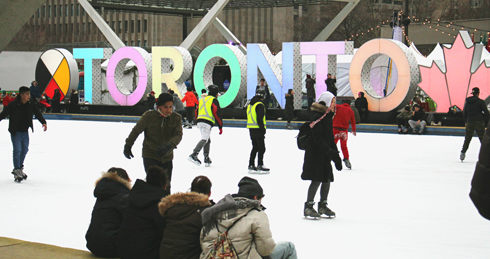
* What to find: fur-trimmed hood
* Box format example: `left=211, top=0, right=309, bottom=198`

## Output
left=93, top=172, right=131, bottom=199
left=311, top=102, right=328, bottom=113
left=159, top=192, right=211, bottom=217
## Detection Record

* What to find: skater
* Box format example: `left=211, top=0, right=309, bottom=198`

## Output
left=306, top=74, right=316, bottom=109
left=408, top=104, right=426, bottom=134
left=146, top=91, right=156, bottom=110
left=284, top=89, right=294, bottom=129
left=333, top=100, right=357, bottom=169
left=52, top=89, right=61, bottom=113
left=0, top=86, right=47, bottom=182
left=117, top=166, right=170, bottom=259
left=355, top=92, right=369, bottom=122
left=302, top=91, right=342, bottom=219
left=256, top=78, right=271, bottom=109
left=85, top=167, right=131, bottom=258
left=124, top=93, right=183, bottom=185
left=247, top=89, right=270, bottom=174
left=188, top=85, right=223, bottom=167
left=396, top=106, right=412, bottom=134
left=181, top=87, right=199, bottom=129
left=461, top=87, right=489, bottom=161
left=470, top=120, right=490, bottom=220
left=200, top=176, right=297, bottom=259
left=158, top=176, right=213, bottom=259
left=325, top=73, right=337, bottom=96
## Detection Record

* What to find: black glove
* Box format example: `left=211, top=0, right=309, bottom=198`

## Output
left=124, top=145, right=134, bottom=159
left=156, top=143, right=172, bottom=158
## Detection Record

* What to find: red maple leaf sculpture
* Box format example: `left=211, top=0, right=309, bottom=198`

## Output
left=419, top=31, right=490, bottom=112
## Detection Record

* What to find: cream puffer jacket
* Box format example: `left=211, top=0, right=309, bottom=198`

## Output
left=200, top=198, right=276, bottom=259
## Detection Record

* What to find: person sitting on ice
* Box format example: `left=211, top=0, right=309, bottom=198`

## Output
left=85, top=167, right=132, bottom=258
left=409, top=104, right=426, bottom=134
left=200, top=176, right=297, bottom=259
left=397, top=105, right=412, bottom=134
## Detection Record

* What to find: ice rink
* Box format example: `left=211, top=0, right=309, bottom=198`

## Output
left=1, top=120, right=489, bottom=258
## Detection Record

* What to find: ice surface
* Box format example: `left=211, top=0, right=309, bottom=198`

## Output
left=1, top=120, right=490, bottom=258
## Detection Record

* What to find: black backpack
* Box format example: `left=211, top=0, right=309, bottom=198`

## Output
left=296, top=122, right=312, bottom=150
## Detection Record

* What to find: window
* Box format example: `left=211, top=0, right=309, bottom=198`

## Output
left=137, top=20, right=141, bottom=33
left=144, top=20, right=147, bottom=32
left=37, top=9, right=40, bottom=18
left=131, top=41, right=134, bottom=46
left=124, top=21, right=128, bottom=33
left=131, top=20, right=134, bottom=33
left=394, top=1, right=402, bottom=5
left=49, top=24, right=51, bottom=35
left=88, top=22, right=91, bottom=33
left=65, top=5, right=68, bottom=17
left=42, top=6, right=45, bottom=17
left=59, top=5, right=62, bottom=16
left=82, top=8, right=85, bottom=16
left=71, top=4, right=74, bottom=16
left=53, top=5, right=56, bottom=17
left=144, top=40, right=147, bottom=47
left=382, top=0, right=391, bottom=3
left=49, top=6, right=51, bottom=17
left=82, top=23, right=85, bottom=33
left=77, top=4, right=80, bottom=16
left=118, top=21, right=122, bottom=33
left=64, top=24, right=67, bottom=33
left=137, top=40, right=140, bottom=46
left=111, top=21, right=115, bottom=30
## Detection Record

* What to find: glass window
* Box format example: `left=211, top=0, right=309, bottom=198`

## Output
left=42, top=6, right=45, bottom=17
left=131, top=40, right=134, bottom=46
left=124, top=21, right=128, bottom=33
left=77, top=4, right=80, bottom=16
left=71, top=24, right=73, bottom=33
left=49, top=24, right=51, bottom=34
left=137, top=20, right=141, bottom=33
left=131, top=20, right=134, bottom=33
left=112, top=21, right=115, bottom=30
left=59, top=5, right=62, bottom=16
left=49, top=6, right=51, bottom=17
left=382, top=0, right=391, bottom=3
left=54, top=5, right=56, bottom=17
left=71, top=4, right=74, bottom=16
left=88, top=22, right=91, bottom=33
left=82, top=8, right=85, bottom=15
left=118, top=21, right=122, bottom=33
left=137, top=40, right=140, bottom=46
left=144, top=20, right=147, bottom=32
left=38, top=9, right=40, bottom=18
left=82, top=23, right=85, bottom=33
left=65, top=5, right=68, bottom=16
left=144, top=40, right=147, bottom=47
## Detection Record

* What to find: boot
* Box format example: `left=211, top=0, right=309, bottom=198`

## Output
left=257, top=165, right=270, bottom=174
left=20, top=165, right=27, bottom=180
left=188, top=153, right=201, bottom=166
left=287, top=123, right=293, bottom=130
left=318, top=200, right=336, bottom=218
left=460, top=152, right=466, bottom=162
left=11, top=169, right=24, bottom=183
left=343, top=158, right=352, bottom=169
left=248, top=165, right=258, bottom=174
left=304, top=201, right=321, bottom=219
left=204, top=155, right=212, bottom=167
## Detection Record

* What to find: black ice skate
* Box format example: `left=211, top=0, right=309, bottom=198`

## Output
left=343, top=158, right=352, bottom=169
left=188, top=153, right=201, bottom=166
left=204, top=156, right=212, bottom=167
left=304, top=201, right=321, bottom=220
left=318, top=200, right=336, bottom=218
left=11, top=169, right=24, bottom=183
left=20, top=165, right=27, bottom=180
left=286, top=123, right=293, bottom=130
left=256, top=165, right=270, bottom=174
left=248, top=165, right=258, bottom=174
left=460, top=152, right=466, bottom=162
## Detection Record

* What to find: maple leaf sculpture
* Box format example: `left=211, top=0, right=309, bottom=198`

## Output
left=418, top=31, right=490, bottom=112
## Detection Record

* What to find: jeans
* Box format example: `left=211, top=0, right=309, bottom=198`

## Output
left=462, top=119, right=486, bottom=153
left=269, top=241, right=297, bottom=259
left=409, top=120, right=426, bottom=131
left=396, top=117, right=409, bottom=129
left=193, top=123, right=212, bottom=156
left=11, top=132, right=29, bottom=169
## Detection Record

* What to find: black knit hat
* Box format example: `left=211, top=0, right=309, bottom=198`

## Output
left=472, top=87, right=480, bottom=95
left=236, top=177, right=264, bottom=198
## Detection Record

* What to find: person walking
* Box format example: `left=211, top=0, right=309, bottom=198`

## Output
left=188, top=85, right=223, bottom=167
left=461, top=87, right=489, bottom=161
left=284, top=89, right=294, bottom=129
left=306, top=75, right=316, bottom=109
left=302, top=91, right=342, bottom=219
left=325, top=73, right=337, bottom=96
left=181, top=87, right=199, bottom=129
left=247, top=90, right=270, bottom=174
left=333, top=100, right=357, bottom=169
left=124, top=93, right=183, bottom=185
left=355, top=92, right=369, bottom=122
left=0, top=86, right=47, bottom=182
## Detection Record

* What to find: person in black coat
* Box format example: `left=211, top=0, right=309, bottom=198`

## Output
left=0, top=86, right=47, bottom=182
left=461, top=87, right=489, bottom=161
left=302, top=91, right=342, bottom=219
left=52, top=89, right=61, bottom=113
left=470, top=121, right=490, bottom=220
left=325, top=74, right=337, bottom=97
left=355, top=92, right=369, bottom=122
left=255, top=78, right=271, bottom=109
left=158, top=176, right=214, bottom=259
left=147, top=91, right=156, bottom=110
left=247, top=90, right=269, bottom=173
left=85, top=168, right=132, bottom=258
left=68, top=89, right=78, bottom=113
left=284, top=89, right=294, bottom=129
left=117, top=166, right=170, bottom=259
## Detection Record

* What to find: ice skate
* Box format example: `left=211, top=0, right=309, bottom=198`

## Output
left=318, top=200, right=336, bottom=218
left=343, top=158, right=352, bottom=169
left=286, top=123, right=293, bottom=130
left=460, top=152, right=466, bottom=162
left=403, top=129, right=408, bottom=134
left=397, top=128, right=402, bottom=134
left=188, top=153, right=201, bottom=166
left=20, top=165, right=27, bottom=180
left=418, top=129, right=424, bottom=135
left=256, top=165, right=270, bottom=174
left=304, top=201, right=321, bottom=220
left=204, top=156, right=212, bottom=167
left=11, top=169, right=24, bottom=183
left=412, top=129, right=418, bottom=134
left=248, top=165, right=258, bottom=174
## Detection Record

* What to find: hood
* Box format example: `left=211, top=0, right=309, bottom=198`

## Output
left=340, top=103, right=350, bottom=108
left=129, top=179, right=169, bottom=209
left=466, top=95, right=481, bottom=104
left=250, top=95, right=263, bottom=106
left=311, top=102, right=328, bottom=113
left=359, top=92, right=365, bottom=98
left=94, top=173, right=131, bottom=199
left=158, top=192, right=211, bottom=218
left=217, top=197, right=263, bottom=228
left=201, top=93, right=208, bottom=98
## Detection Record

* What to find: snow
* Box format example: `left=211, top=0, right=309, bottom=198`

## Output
left=1, top=120, right=489, bottom=258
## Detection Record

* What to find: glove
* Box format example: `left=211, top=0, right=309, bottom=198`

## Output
left=334, top=158, right=343, bottom=171
left=219, top=128, right=223, bottom=135
left=156, top=143, right=172, bottom=158
left=124, top=145, right=134, bottom=159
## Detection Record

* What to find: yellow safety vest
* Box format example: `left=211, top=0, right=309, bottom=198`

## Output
left=247, top=102, right=267, bottom=129
left=197, top=96, right=216, bottom=124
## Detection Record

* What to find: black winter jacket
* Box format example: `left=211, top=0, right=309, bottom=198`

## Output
left=470, top=121, right=490, bottom=220
left=355, top=93, right=368, bottom=111
left=117, top=179, right=170, bottom=259
left=0, top=97, right=46, bottom=135
left=463, top=96, right=489, bottom=123
left=249, top=96, right=266, bottom=139
left=302, top=103, right=340, bottom=182
left=85, top=173, right=131, bottom=258
left=325, top=78, right=337, bottom=96
left=411, top=108, right=425, bottom=121
left=158, top=192, right=213, bottom=259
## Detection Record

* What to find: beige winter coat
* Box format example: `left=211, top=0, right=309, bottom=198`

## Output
left=200, top=198, right=276, bottom=259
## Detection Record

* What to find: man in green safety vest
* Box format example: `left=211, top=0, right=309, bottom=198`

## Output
left=188, top=85, right=223, bottom=167
left=247, top=89, right=270, bottom=174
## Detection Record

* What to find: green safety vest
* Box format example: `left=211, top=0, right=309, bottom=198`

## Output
left=247, top=102, right=266, bottom=129
left=197, top=96, right=216, bottom=124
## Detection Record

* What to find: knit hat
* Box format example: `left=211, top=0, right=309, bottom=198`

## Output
left=317, top=91, right=335, bottom=108
left=236, top=177, right=264, bottom=198
left=472, top=87, right=480, bottom=95
left=413, top=103, right=420, bottom=108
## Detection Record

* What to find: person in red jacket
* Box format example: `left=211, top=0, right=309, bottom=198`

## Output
left=332, top=100, right=356, bottom=169
left=181, top=87, right=199, bottom=129
left=2, top=93, right=14, bottom=107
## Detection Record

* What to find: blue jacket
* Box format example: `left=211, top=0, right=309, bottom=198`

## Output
left=30, top=83, right=41, bottom=100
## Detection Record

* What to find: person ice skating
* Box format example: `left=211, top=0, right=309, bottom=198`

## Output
left=158, top=176, right=214, bottom=259
left=325, top=73, right=337, bottom=96
left=397, top=106, right=412, bottom=134
left=200, top=176, right=298, bottom=259
left=306, top=74, right=316, bottom=109
left=124, top=93, right=183, bottom=185
left=302, top=91, right=342, bottom=219
left=333, top=100, right=357, bottom=169
left=85, top=168, right=132, bottom=258
left=355, top=92, right=368, bottom=123
left=168, top=89, right=185, bottom=124
left=470, top=120, right=490, bottom=220
left=460, top=87, right=489, bottom=161
left=247, top=89, right=270, bottom=174
left=117, top=166, right=170, bottom=259
left=181, top=87, right=199, bottom=129
left=284, top=89, right=294, bottom=129
left=0, top=86, right=47, bottom=182
left=188, top=85, right=223, bottom=167
left=408, top=104, right=426, bottom=134
left=256, top=78, right=271, bottom=109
